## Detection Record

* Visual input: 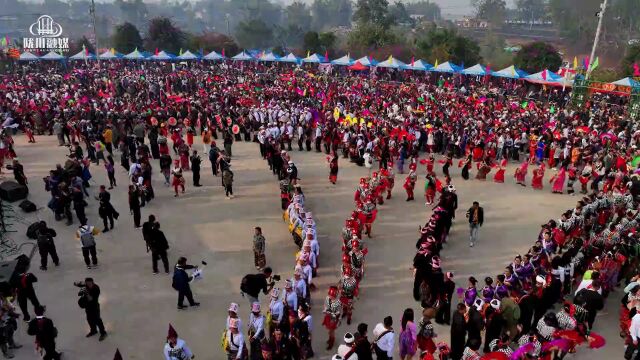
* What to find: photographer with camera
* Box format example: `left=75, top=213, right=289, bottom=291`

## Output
left=172, top=257, right=200, bottom=310
left=240, top=267, right=277, bottom=305
left=74, top=277, right=107, bottom=341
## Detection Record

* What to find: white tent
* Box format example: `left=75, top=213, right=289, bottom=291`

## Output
left=18, top=51, right=39, bottom=61
left=149, top=51, right=176, bottom=61
left=611, top=77, right=638, bottom=88
left=331, top=55, right=354, bottom=66
left=203, top=51, right=224, bottom=61
left=99, top=49, right=122, bottom=60
left=40, top=51, right=65, bottom=60
left=278, top=53, right=301, bottom=63
left=259, top=52, right=280, bottom=62
left=69, top=50, right=95, bottom=61
left=124, top=49, right=146, bottom=60
left=177, top=50, right=200, bottom=61
left=377, top=56, right=407, bottom=69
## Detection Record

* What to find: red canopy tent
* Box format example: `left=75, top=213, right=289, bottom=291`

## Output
left=349, top=61, right=368, bottom=71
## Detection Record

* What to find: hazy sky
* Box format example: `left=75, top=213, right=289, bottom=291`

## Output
left=430, top=0, right=516, bottom=18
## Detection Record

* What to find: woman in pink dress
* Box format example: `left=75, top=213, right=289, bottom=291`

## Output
left=514, top=160, right=529, bottom=186
left=550, top=167, right=566, bottom=194
left=531, top=163, right=545, bottom=190
left=493, top=159, right=507, bottom=183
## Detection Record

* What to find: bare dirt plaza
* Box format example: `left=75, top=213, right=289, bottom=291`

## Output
left=6, top=135, right=621, bottom=359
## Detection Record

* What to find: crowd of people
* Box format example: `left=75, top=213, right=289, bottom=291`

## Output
left=0, top=59, right=637, bottom=359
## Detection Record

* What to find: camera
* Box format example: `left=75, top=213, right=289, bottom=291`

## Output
left=272, top=274, right=281, bottom=282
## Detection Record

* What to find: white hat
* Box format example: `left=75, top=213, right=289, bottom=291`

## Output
left=251, top=302, right=261, bottom=313
left=305, top=212, right=313, bottom=219
left=473, top=298, right=485, bottom=311
left=343, top=332, right=355, bottom=344
left=288, top=161, right=293, bottom=165
left=228, top=302, right=239, bottom=313
left=490, top=299, right=501, bottom=310
left=536, top=275, right=546, bottom=286
left=271, top=288, right=280, bottom=298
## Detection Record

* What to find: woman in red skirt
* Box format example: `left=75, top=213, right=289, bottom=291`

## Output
left=322, top=286, right=341, bottom=350
left=328, top=152, right=338, bottom=184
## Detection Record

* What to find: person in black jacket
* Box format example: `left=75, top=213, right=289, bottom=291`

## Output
left=149, top=222, right=170, bottom=274
left=190, top=150, right=202, bottom=187
left=450, top=303, right=467, bottom=360
left=71, top=187, right=87, bottom=226
left=172, top=257, right=200, bottom=309
left=466, top=301, right=484, bottom=346
left=128, top=185, right=142, bottom=228
left=36, top=221, right=59, bottom=271
left=27, top=306, right=60, bottom=360
left=11, top=269, right=40, bottom=322
left=208, top=146, right=219, bottom=177
left=75, top=278, right=107, bottom=341
left=97, top=186, right=119, bottom=232
left=465, top=201, right=484, bottom=247
left=435, top=272, right=455, bottom=325
left=354, top=323, right=373, bottom=360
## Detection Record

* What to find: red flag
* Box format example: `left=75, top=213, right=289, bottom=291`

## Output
left=222, top=48, right=225, bottom=57
left=324, top=50, right=328, bottom=62
left=411, top=56, right=414, bottom=66
left=155, top=48, right=159, bottom=56
left=542, top=70, right=547, bottom=81
left=634, top=63, right=640, bottom=77
left=583, top=56, right=590, bottom=70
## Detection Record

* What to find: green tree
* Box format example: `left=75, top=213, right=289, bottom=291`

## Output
left=286, top=2, right=313, bottom=31
left=353, top=0, right=391, bottom=28
left=404, top=1, right=442, bottom=21
left=472, top=0, right=507, bottom=27
left=416, top=27, right=481, bottom=65
left=622, top=44, right=640, bottom=76
left=514, top=41, right=562, bottom=73
left=347, top=22, right=399, bottom=51
left=303, top=31, right=321, bottom=53
left=515, top=0, right=546, bottom=24
left=389, top=1, right=413, bottom=26
left=319, top=32, right=337, bottom=50
left=187, top=32, right=239, bottom=54
left=235, top=19, right=274, bottom=48
left=480, top=32, right=513, bottom=69
left=112, top=22, right=143, bottom=53
left=548, top=0, right=599, bottom=47
left=311, top=0, right=352, bottom=30
left=144, top=17, right=186, bottom=54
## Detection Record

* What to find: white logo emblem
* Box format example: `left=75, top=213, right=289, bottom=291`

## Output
left=29, top=15, right=63, bottom=37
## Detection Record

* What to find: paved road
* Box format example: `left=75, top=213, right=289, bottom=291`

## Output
left=6, top=136, right=620, bottom=359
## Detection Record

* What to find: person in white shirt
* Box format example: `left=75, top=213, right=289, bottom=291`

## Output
left=373, top=317, right=395, bottom=360
left=248, top=302, right=265, bottom=359
left=164, top=324, right=194, bottom=360
left=226, top=302, right=243, bottom=333
left=627, top=311, right=640, bottom=360
left=283, top=280, right=298, bottom=312
left=225, top=318, right=245, bottom=360
left=337, top=332, right=358, bottom=360
left=268, top=288, right=284, bottom=334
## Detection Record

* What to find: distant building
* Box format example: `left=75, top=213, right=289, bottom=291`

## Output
left=455, top=17, right=488, bottom=29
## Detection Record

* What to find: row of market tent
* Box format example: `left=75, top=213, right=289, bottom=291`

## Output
left=17, top=49, right=639, bottom=88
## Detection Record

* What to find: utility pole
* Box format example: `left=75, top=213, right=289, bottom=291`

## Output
left=90, top=0, right=100, bottom=64
left=225, top=13, right=230, bottom=37
left=586, top=0, right=608, bottom=79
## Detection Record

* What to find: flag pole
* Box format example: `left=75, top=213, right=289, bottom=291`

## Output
left=90, top=0, right=100, bottom=66
left=586, top=0, right=607, bottom=79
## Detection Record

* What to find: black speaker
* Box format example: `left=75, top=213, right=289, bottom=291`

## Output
left=19, top=200, right=36, bottom=213
left=0, top=181, right=28, bottom=202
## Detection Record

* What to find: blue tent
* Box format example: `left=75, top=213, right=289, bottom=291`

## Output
left=99, top=49, right=123, bottom=60
left=491, top=65, right=528, bottom=79
left=461, top=64, right=488, bottom=76
left=124, top=49, right=146, bottom=60
left=525, top=69, right=563, bottom=84
left=355, top=56, right=378, bottom=67
left=302, top=53, right=326, bottom=63
left=259, top=52, right=280, bottom=62
left=18, top=51, right=39, bottom=61
left=331, top=55, right=354, bottom=66
left=203, top=51, right=224, bottom=61
left=69, top=50, right=96, bottom=61
left=431, top=61, right=462, bottom=73
left=232, top=51, right=254, bottom=61
left=278, top=53, right=301, bottom=64
left=377, top=56, right=407, bottom=69
left=402, top=59, right=432, bottom=71
left=612, top=77, right=639, bottom=88
left=177, top=50, right=200, bottom=61
left=40, top=51, right=65, bottom=61
left=149, top=51, right=176, bottom=61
